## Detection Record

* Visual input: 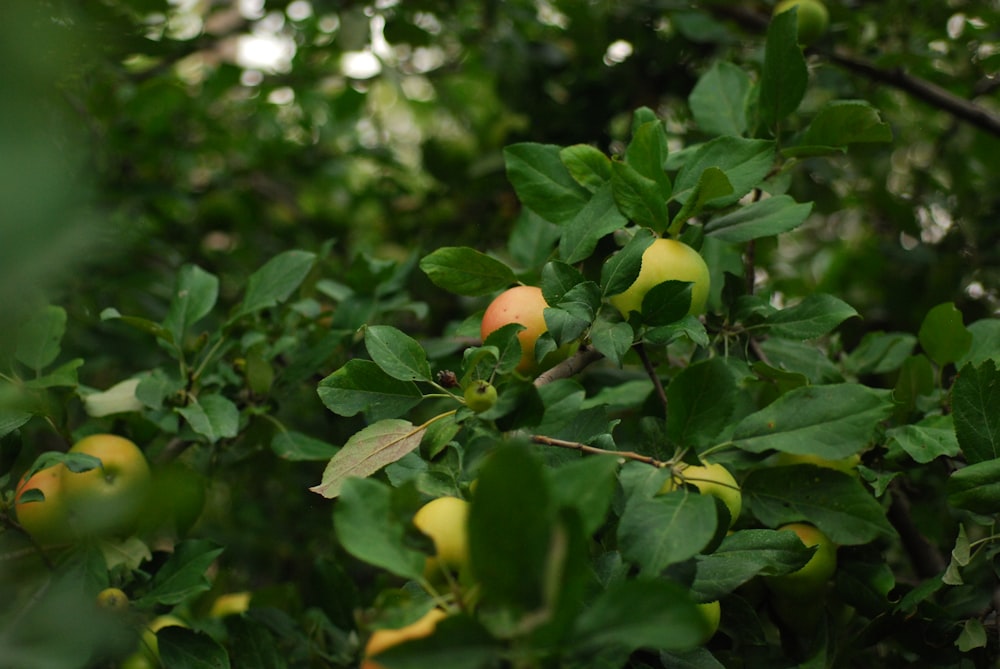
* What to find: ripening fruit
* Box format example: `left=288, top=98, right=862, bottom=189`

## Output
left=765, top=523, right=837, bottom=597
left=209, top=591, right=251, bottom=618
left=412, top=496, right=469, bottom=568
left=608, top=238, right=710, bottom=319
left=96, top=587, right=129, bottom=612
left=14, top=465, right=73, bottom=545
left=661, top=463, right=742, bottom=527
left=480, top=285, right=550, bottom=374
left=464, top=380, right=498, bottom=413
left=362, top=608, right=448, bottom=669
left=60, top=434, right=152, bottom=538
left=696, top=600, right=721, bottom=644
left=773, top=0, right=829, bottom=45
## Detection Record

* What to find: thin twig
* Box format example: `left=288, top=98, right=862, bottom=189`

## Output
left=533, top=346, right=603, bottom=387
left=887, top=479, right=947, bottom=579
left=531, top=434, right=667, bottom=468
left=635, top=343, right=668, bottom=412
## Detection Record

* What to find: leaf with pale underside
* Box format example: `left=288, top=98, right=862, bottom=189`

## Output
left=310, top=419, right=426, bottom=498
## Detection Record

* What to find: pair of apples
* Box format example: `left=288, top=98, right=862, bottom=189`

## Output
left=479, top=238, right=710, bottom=375
left=14, top=433, right=151, bottom=545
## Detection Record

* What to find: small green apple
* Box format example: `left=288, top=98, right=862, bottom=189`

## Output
left=764, top=522, right=837, bottom=598
left=464, top=380, right=498, bottom=413
left=661, top=463, right=742, bottom=527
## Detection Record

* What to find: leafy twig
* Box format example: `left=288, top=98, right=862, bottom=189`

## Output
left=635, top=343, right=669, bottom=412
left=530, top=434, right=668, bottom=469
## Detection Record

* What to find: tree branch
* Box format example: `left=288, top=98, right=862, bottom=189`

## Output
left=709, top=5, right=1000, bottom=139
left=533, top=345, right=603, bottom=387
left=886, top=479, right=947, bottom=579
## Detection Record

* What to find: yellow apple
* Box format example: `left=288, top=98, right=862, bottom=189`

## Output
left=61, top=434, right=152, bottom=538
left=661, top=463, right=742, bottom=527
left=608, top=238, right=710, bottom=318
left=412, top=496, right=469, bottom=569
left=362, top=608, right=447, bottom=669
left=696, top=600, right=721, bottom=644
left=764, top=523, right=837, bottom=598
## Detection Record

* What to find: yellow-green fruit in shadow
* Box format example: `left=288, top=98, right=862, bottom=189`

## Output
left=764, top=523, right=837, bottom=597
left=608, top=238, right=710, bottom=318
left=61, top=434, right=152, bottom=538
left=413, top=496, right=469, bottom=569
left=661, top=463, right=742, bottom=527
left=696, top=600, right=721, bottom=644
left=362, top=608, right=448, bottom=669
left=773, top=0, right=829, bottom=45
left=96, top=587, right=129, bottom=612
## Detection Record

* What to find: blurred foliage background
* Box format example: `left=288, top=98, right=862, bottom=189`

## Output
left=6, top=0, right=999, bottom=339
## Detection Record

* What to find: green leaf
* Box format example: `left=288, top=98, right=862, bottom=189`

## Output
left=469, top=443, right=554, bottom=612
left=332, top=477, right=427, bottom=580
left=163, top=264, right=219, bottom=343
left=234, top=250, right=316, bottom=319
left=589, top=316, right=634, bottom=368
left=559, top=183, right=628, bottom=263
left=918, top=302, right=972, bottom=366
left=758, top=8, right=808, bottom=127
left=504, top=143, right=590, bottom=223
left=570, top=579, right=709, bottom=654
left=271, top=431, right=339, bottom=461
left=318, top=360, right=423, bottom=419
left=611, top=162, right=669, bottom=233
left=641, top=281, right=694, bottom=327
left=82, top=377, right=142, bottom=416
left=667, top=358, right=739, bottom=451
left=844, top=331, right=918, bottom=375
left=673, top=138, right=774, bottom=209
left=957, top=618, right=988, bottom=652
left=136, top=539, right=224, bottom=606
left=732, top=383, right=893, bottom=458
left=625, top=120, right=671, bottom=198
left=952, top=360, right=1000, bottom=464
left=310, top=419, right=427, bottom=498
left=947, top=458, right=1000, bottom=514
left=560, top=144, right=612, bottom=193
left=761, top=293, right=859, bottom=340
left=670, top=167, right=734, bottom=231
left=177, top=394, right=239, bottom=443
left=886, top=417, right=959, bottom=463
left=24, top=358, right=83, bottom=390
left=601, top=227, right=655, bottom=297
left=799, top=100, right=893, bottom=149
left=692, top=528, right=814, bottom=600
left=419, top=247, right=517, bottom=297
left=100, top=308, right=175, bottom=345
left=158, top=627, right=231, bottom=669
left=365, top=325, right=433, bottom=383
left=744, top=465, right=896, bottom=545
left=226, top=617, right=289, bottom=669
left=961, top=318, right=1000, bottom=368
left=704, top=195, right=812, bottom=243
left=16, top=305, right=66, bottom=370
left=508, top=209, right=561, bottom=270
left=618, top=491, right=718, bottom=575
left=689, top=61, right=752, bottom=137
left=546, top=455, right=620, bottom=537
left=0, top=410, right=31, bottom=439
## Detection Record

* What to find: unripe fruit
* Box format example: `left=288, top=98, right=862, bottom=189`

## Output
left=480, top=285, right=550, bottom=374
left=765, top=523, right=837, bottom=598
left=609, top=238, right=710, bottom=318
left=412, top=496, right=469, bottom=568
left=362, top=608, right=447, bottom=669
left=696, top=600, right=721, bottom=644
left=61, top=434, right=152, bottom=538
left=464, top=381, right=498, bottom=413
left=773, top=0, right=829, bottom=46
left=96, top=587, right=129, bottom=612
left=661, top=463, right=742, bottom=527
left=209, top=591, right=251, bottom=618
left=14, top=465, right=72, bottom=545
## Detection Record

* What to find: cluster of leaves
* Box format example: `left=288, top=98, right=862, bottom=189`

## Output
left=302, top=14, right=1000, bottom=669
